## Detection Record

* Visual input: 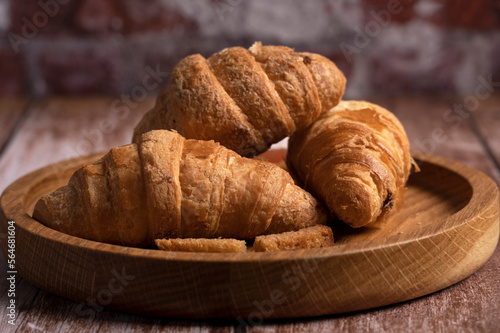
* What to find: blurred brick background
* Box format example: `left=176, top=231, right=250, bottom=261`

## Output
left=1, top=0, right=500, bottom=98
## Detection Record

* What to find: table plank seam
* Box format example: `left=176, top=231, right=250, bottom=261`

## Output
left=0, top=99, right=37, bottom=160
left=467, top=115, right=500, bottom=178
left=12, top=285, right=41, bottom=333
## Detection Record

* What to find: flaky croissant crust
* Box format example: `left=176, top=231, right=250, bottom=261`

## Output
left=133, top=42, right=346, bottom=157
left=287, top=100, right=415, bottom=228
left=34, top=130, right=326, bottom=247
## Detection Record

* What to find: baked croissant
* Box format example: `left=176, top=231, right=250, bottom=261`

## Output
left=33, top=130, right=327, bottom=247
left=287, top=101, right=415, bottom=228
left=133, top=42, right=346, bottom=157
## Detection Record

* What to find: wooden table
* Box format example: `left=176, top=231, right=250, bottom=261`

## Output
left=0, top=95, right=499, bottom=332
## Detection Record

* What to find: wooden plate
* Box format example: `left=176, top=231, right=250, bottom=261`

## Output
left=0, top=151, right=498, bottom=320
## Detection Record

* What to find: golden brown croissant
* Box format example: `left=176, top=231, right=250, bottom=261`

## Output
left=287, top=101, right=415, bottom=228
left=33, top=130, right=327, bottom=247
left=133, top=42, right=346, bottom=157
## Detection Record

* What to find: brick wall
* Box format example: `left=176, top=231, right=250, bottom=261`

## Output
left=1, top=0, right=500, bottom=98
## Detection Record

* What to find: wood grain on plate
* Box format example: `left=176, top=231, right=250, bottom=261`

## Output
left=0, top=150, right=498, bottom=320
left=0, top=96, right=499, bottom=332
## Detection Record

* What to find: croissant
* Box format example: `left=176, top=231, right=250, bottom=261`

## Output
left=133, top=42, right=346, bottom=157
left=33, top=130, right=327, bottom=247
left=287, top=101, right=415, bottom=228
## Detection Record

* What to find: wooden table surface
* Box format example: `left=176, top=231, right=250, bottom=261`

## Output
left=0, top=95, right=499, bottom=332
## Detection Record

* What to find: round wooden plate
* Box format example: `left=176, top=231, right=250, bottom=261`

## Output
left=0, top=151, right=498, bottom=320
